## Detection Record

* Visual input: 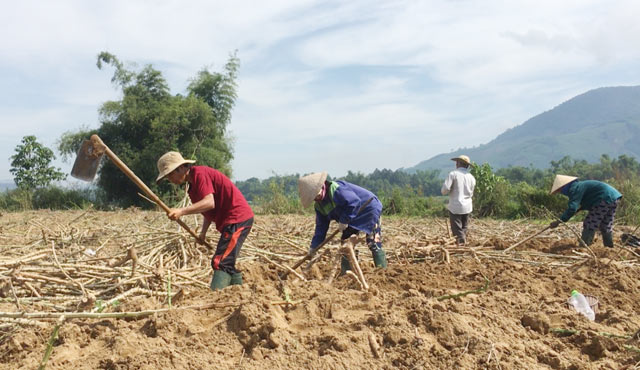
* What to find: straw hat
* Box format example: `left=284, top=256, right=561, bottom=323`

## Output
left=156, top=151, right=195, bottom=183
left=550, top=175, right=578, bottom=194
left=451, top=155, right=471, bottom=165
left=298, top=171, right=328, bottom=208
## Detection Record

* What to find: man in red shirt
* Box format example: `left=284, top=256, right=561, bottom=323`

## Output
left=156, top=151, right=254, bottom=290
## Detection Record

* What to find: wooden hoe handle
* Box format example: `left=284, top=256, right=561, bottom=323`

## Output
left=281, top=197, right=375, bottom=279
left=283, top=229, right=340, bottom=277
left=503, top=225, right=551, bottom=253
left=90, top=135, right=213, bottom=249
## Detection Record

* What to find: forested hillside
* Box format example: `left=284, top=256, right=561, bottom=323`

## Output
left=408, top=86, right=640, bottom=174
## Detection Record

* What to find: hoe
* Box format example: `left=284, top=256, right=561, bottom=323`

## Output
left=71, top=134, right=214, bottom=249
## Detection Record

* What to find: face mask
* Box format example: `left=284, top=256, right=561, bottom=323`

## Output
left=316, top=183, right=327, bottom=201
left=561, top=181, right=575, bottom=196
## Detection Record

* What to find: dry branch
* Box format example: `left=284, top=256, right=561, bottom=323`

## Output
left=262, top=256, right=306, bottom=281
left=0, top=301, right=246, bottom=320
left=342, top=236, right=369, bottom=291
left=368, top=332, right=382, bottom=359
left=0, top=210, right=635, bottom=345
left=503, top=226, right=550, bottom=253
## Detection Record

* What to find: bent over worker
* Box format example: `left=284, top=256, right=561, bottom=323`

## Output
left=549, top=175, right=622, bottom=247
left=298, top=172, right=387, bottom=271
left=441, top=155, right=476, bottom=245
left=156, top=151, right=254, bottom=290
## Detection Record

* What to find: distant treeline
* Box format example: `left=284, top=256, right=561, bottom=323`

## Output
left=234, top=154, right=640, bottom=223
left=1, top=154, right=638, bottom=224
left=237, top=154, right=639, bottom=200
left=237, top=168, right=443, bottom=201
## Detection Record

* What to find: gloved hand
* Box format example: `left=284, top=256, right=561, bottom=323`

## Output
left=338, top=223, right=348, bottom=231
left=549, top=220, right=561, bottom=229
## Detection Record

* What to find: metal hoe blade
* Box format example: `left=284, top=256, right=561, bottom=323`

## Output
left=70, top=139, right=104, bottom=181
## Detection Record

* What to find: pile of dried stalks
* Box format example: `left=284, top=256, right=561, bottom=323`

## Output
left=1, top=210, right=639, bottom=333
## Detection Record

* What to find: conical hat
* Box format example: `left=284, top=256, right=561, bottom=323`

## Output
left=550, top=175, right=578, bottom=194
left=298, top=171, right=327, bottom=208
left=156, top=151, right=196, bottom=183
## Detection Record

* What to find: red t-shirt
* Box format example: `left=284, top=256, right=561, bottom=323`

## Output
left=187, top=166, right=254, bottom=232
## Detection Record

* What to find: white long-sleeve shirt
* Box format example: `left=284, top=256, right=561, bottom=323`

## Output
left=441, top=168, right=476, bottom=215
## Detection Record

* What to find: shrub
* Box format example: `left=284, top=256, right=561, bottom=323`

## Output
left=381, top=187, right=447, bottom=217
left=32, top=186, right=95, bottom=210
left=0, top=188, right=33, bottom=211
left=255, top=180, right=303, bottom=214
left=470, top=163, right=511, bottom=217
left=512, top=182, right=566, bottom=219
left=612, top=179, right=640, bottom=226
left=0, top=186, right=103, bottom=211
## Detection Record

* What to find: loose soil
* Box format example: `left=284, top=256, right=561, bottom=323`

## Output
left=0, top=211, right=639, bottom=369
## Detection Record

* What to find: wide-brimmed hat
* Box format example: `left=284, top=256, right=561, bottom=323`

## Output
left=451, top=155, right=471, bottom=165
left=156, top=151, right=195, bottom=183
left=550, top=175, right=578, bottom=194
left=298, top=171, right=328, bottom=208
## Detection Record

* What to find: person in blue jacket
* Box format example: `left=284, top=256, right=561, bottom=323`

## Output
left=298, top=171, right=387, bottom=270
left=549, top=175, right=622, bottom=247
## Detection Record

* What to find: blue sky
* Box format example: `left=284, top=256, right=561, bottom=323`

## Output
left=2, top=0, right=640, bottom=185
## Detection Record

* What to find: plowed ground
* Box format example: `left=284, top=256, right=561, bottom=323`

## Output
left=1, top=211, right=639, bottom=369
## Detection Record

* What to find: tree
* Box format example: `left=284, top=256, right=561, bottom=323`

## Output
left=470, top=162, right=510, bottom=217
left=58, top=52, right=240, bottom=207
left=10, top=136, right=66, bottom=190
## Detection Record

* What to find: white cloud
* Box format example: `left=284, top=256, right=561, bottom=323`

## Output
left=1, top=0, right=640, bottom=182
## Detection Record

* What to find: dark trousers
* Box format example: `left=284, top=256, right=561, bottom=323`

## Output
left=449, top=212, right=470, bottom=244
left=583, top=199, right=620, bottom=234
left=341, top=219, right=383, bottom=253
left=212, top=217, right=253, bottom=274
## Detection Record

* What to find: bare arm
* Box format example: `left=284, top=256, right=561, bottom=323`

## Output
left=167, top=193, right=215, bottom=220
left=199, top=217, right=212, bottom=241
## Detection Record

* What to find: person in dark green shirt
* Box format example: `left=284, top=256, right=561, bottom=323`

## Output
left=549, top=175, right=622, bottom=247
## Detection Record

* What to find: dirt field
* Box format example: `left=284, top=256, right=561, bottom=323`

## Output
left=1, top=210, right=639, bottom=369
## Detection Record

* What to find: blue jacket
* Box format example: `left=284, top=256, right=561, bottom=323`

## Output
left=560, top=180, right=622, bottom=222
left=311, top=181, right=382, bottom=249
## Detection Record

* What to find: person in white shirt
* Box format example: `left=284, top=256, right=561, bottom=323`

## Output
left=441, top=155, right=476, bottom=245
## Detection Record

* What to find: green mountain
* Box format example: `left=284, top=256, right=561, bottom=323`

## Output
left=406, top=86, right=640, bottom=174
